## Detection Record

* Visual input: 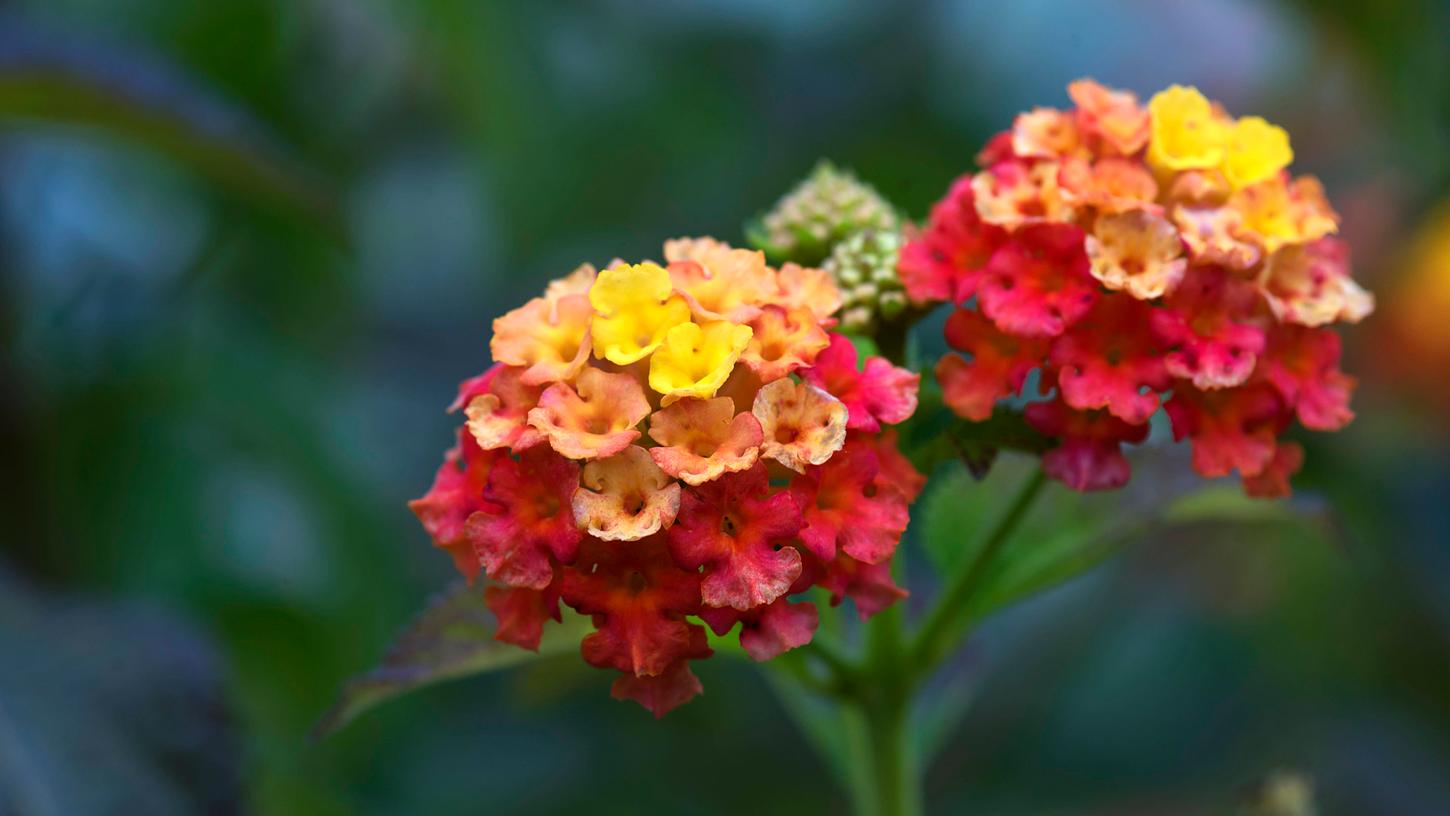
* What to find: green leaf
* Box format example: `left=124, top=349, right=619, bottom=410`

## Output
left=897, top=383, right=1051, bottom=478
left=0, top=566, right=239, bottom=814
left=920, top=450, right=1338, bottom=623
left=0, top=27, right=341, bottom=242
left=313, top=582, right=588, bottom=739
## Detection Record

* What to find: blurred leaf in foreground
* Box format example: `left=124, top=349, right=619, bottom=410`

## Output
left=0, top=15, right=341, bottom=241
left=0, top=563, right=239, bottom=816
left=919, top=449, right=1340, bottom=625
left=314, top=582, right=590, bottom=739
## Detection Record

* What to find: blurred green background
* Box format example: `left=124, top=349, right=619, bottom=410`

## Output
left=3, top=1, right=1449, bottom=813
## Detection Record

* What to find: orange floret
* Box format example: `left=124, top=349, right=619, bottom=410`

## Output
left=648, top=397, right=763, bottom=486
left=528, top=367, right=650, bottom=459
left=572, top=445, right=682, bottom=541
left=1011, top=107, right=1081, bottom=159
left=1085, top=210, right=1187, bottom=301
left=664, top=237, right=776, bottom=322
left=972, top=160, right=1075, bottom=229
left=775, top=262, right=843, bottom=323
left=1068, top=79, right=1150, bottom=156
left=740, top=305, right=831, bottom=382
left=464, top=366, right=544, bottom=450
left=1260, top=238, right=1374, bottom=327
left=751, top=378, right=848, bottom=473
left=1231, top=174, right=1338, bottom=254
left=490, top=293, right=593, bottom=386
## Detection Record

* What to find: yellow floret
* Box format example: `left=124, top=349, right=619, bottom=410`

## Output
left=588, top=262, right=691, bottom=365
left=1221, top=115, right=1293, bottom=190
left=1147, top=84, right=1226, bottom=173
left=648, top=321, right=752, bottom=404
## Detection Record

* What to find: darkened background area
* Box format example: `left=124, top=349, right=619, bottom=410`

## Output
left=2, top=1, right=1449, bottom=813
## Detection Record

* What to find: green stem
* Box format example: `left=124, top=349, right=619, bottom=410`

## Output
left=857, top=684, right=918, bottom=816
left=906, top=468, right=1047, bottom=678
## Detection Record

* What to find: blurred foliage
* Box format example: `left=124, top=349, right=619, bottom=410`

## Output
left=2, top=0, right=1449, bottom=814
left=314, top=583, right=589, bottom=740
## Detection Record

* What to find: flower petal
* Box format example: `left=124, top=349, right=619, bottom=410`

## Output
left=466, top=447, right=582, bottom=589
left=666, top=465, right=803, bottom=610
left=648, top=397, right=762, bottom=486
left=572, top=445, right=681, bottom=541
left=528, top=367, right=650, bottom=460
left=752, top=378, right=848, bottom=473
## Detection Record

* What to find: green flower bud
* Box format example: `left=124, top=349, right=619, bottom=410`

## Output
left=822, top=228, right=907, bottom=333
left=749, top=161, right=899, bottom=266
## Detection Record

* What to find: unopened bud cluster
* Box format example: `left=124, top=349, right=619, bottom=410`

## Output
left=754, top=161, right=899, bottom=266
left=824, top=229, right=909, bottom=332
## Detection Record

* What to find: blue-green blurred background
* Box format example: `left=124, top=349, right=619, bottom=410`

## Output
left=3, top=1, right=1449, bottom=813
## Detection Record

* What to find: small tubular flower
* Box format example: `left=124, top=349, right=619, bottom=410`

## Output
left=1241, top=441, right=1305, bottom=499
left=1059, top=157, right=1159, bottom=215
left=1259, top=238, right=1373, bottom=327
left=1258, top=324, right=1356, bottom=431
left=752, top=378, right=849, bottom=472
left=775, top=262, right=844, bottom=322
left=1173, top=205, right=1262, bottom=271
left=409, top=429, right=501, bottom=582
left=647, top=397, right=762, bottom=486
left=1151, top=265, right=1267, bottom=390
left=904, top=79, right=1369, bottom=499
left=1012, top=107, right=1081, bottom=159
left=1230, top=175, right=1338, bottom=254
left=490, top=293, right=593, bottom=385
left=648, top=320, right=753, bottom=404
left=413, top=234, right=921, bottom=715
left=1085, top=210, right=1187, bottom=301
left=529, top=366, right=650, bottom=460
left=588, top=262, right=691, bottom=364
left=611, top=660, right=704, bottom=719
left=979, top=222, right=1097, bottom=337
left=898, top=176, right=1006, bottom=305
left=560, top=536, right=711, bottom=678
left=1068, top=78, right=1149, bottom=156
left=1027, top=398, right=1150, bottom=491
left=466, top=447, right=582, bottom=590
left=484, top=584, right=561, bottom=651
left=1049, top=295, right=1170, bottom=425
left=972, top=160, right=1075, bottom=229
left=698, top=597, right=819, bottom=662
left=791, top=439, right=912, bottom=564
left=664, top=237, right=777, bottom=322
left=1147, top=84, right=1227, bottom=173
left=817, top=550, right=908, bottom=621
left=801, top=334, right=920, bottom=432
left=463, top=365, right=544, bottom=451
left=937, top=309, right=1048, bottom=421
left=740, top=305, right=830, bottom=382
left=1222, top=116, right=1293, bottom=190
left=667, top=465, right=804, bottom=610
left=572, top=445, right=682, bottom=541
left=1164, top=384, right=1287, bottom=479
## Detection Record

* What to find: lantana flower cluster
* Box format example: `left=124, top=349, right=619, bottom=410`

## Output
left=411, top=239, right=922, bottom=715
left=900, top=80, right=1372, bottom=496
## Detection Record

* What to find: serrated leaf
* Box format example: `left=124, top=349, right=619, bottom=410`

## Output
left=313, top=582, right=588, bottom=739
left=920, top=448, right=1338, bottom=623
